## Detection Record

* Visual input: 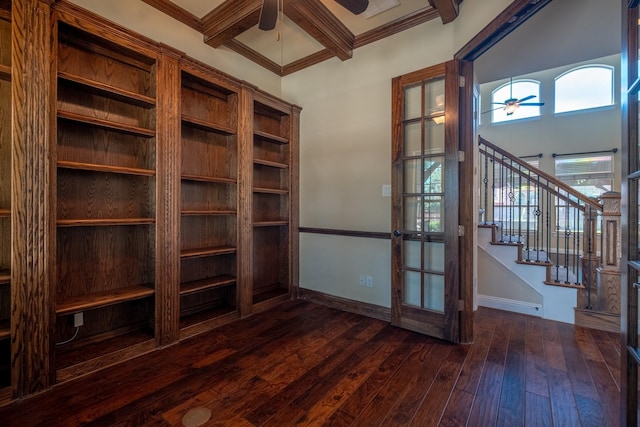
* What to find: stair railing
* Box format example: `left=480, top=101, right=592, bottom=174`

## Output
left=478, top=137, right=605, bottom=310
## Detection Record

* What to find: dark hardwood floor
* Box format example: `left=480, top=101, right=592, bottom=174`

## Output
left=0, top=300, right=621, bottom=426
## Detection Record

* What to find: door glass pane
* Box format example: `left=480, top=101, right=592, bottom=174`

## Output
left=404, top=196, right=421, bottom=231
left=425, top=77, right=445, bottom=116
left=404, top=270, right=421, bottom=307
left=424, top=273, right=444, bottom=312
left=404, top=240, right=421, bottom=269
left=425, top=119, right=445, bottom=154
left=423, top=157, right=444, bottom=193
left=404, top=83, right=422, bottom=120
left=404, top=121, right=421, bottom=156
left=423, top=196, right=444, bottom=232
left=404, top=159, right=421, bottom=193
left=424, top=242, right=445, bottom=273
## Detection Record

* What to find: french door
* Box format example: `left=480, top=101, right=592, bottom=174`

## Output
left=391, top=60, right=473, bottom=343
left=623, top=1, right=640, bottom=425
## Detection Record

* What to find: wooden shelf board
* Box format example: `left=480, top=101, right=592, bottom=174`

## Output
left=56, top=285, right=154, bottom=316
left=0, top=64, right=10, bottom=82
left=0, top=209, right=9, bottom=218
left=58, top=160, right=155, bottom=177
left=253, top=187, right=289, bottom=194
left=254, top=129, right=289, bottom=145
left=253, top=221, right=289, bottom=227
left=253, top=283, right=288, bottom=304
left=179, top=305, right=237, bottom=332
left=182, top=114, right=236, bottom=135
left=55, top=329, right=155, bottom=375
left=57, top=218, right=155, bottom=227
left=181, top=210, right=236, bottom=216
left=181, top=245, right=237, bottom=259
left=181, top=174, right=236, bottom=184
left=58, top=110, right=155, bottom=137
left=0, top=270, right=9, bottom=285
left=58, top=71, right=155, bottom=108
left=0, top=320, right=9, bottom=340
left=254, top=159, right=289, bottom=169
left=180, top=275, right=236, bottom=296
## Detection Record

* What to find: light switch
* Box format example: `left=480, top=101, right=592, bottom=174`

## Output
left=382, top=184, right=391, bottom=197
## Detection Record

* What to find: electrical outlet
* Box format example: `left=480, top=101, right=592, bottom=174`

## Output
left=359, top=274, right=365, bottom=286
left=74, top=312, right=84, bottom=328
left=365, top=276, right=373, bottom=288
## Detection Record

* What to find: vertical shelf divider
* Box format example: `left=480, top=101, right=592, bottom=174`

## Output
left=156, top=47, right=182, bottom=346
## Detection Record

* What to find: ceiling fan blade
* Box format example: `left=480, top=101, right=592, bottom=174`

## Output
left=519, top=102, right=545, bottom=106
left=259, top=0, right=278, bottom=31
left=491, top=102, right=507, bottom=105
left=335, top=0, right=369, bottom=15
left=517, top=95, right=536, bottom=103
left=481, top=106, right=505, bottom=114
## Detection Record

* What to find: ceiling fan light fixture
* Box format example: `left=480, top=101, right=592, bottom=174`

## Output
left=504, top=103, right=518, bottom=115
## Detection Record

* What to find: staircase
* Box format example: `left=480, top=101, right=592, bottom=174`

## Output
left=477, top=137, right=621, bottom=331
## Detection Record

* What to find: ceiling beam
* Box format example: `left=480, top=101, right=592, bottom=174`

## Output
left=141, top=0, right=202, bottom=32
left=354, top=6, right=440, bottom=48
left=201, top=0, right=262, bottom=48
left=284, top=0, right=355, bottom=61
left=224, top=39, right=284, bottom=76
left=282, top=49, right=335, bottom=76
left=428, top=0, right=459, bottom=24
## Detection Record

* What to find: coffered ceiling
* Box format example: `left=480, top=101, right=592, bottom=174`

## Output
left=141, top=0, right=462, bottom=75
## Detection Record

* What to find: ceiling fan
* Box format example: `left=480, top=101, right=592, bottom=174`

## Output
left=486, top=78, right=545, bottom=116
left=259, top=0, right=370, bottom=31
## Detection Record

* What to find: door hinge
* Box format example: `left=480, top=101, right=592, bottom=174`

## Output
left=458, top=225, right=465, bottom=236
left=459, top=76, right=466, bottom=87
left=458, top=151, right=465, bottom=162
left=458, top=299, right=465, bottom=311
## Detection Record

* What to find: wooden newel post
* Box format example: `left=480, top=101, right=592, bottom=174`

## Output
left=579, top=201, right=600, bottom=309
left=597, top=191, right=621, bottom=314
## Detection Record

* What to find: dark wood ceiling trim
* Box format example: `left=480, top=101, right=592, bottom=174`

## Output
left=141, top=0, right=202, bottom=32
left=455, top=0, right=553, bottom=61
left=224, top=39, right=284, bottom=76
left=284, top=0, right=355, bottom=61
left=282, top=49, right=335, bottom=76
left=428, top=0, right=459, bottom=24
left=201, top=0, right=262, bottom=48
left=354, top=6, right=440, bottom=49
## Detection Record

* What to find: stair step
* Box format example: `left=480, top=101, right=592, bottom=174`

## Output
left=516, top=260, right=552, bottom=267
left=543, top=280, right=584, bottom=289
left=490, top=241, right=521, bottom=247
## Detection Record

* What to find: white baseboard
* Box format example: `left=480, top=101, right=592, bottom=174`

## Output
left=477, top=294, right=543, bottom=317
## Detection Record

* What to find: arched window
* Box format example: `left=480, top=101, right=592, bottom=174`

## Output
left=554, top=65, right=614, bottom=114
left=491, top=79, right=541, bottom=123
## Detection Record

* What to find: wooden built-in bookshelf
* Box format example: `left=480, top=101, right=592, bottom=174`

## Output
left=179, top=67, right=239, bottom=329
left=54, top=18, right=158, bottom=371
left=3, top=1, right=299, bottom=400
left=251, top=98, right=294, bottom=306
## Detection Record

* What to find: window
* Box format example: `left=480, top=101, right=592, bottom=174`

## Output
left=554, top=65, right=614, bottom=114
left=555, top=154, right=613, bottom=198
left=491, top=79, right=541, bottom=123
left=554, top=154, right=614, bottom=231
